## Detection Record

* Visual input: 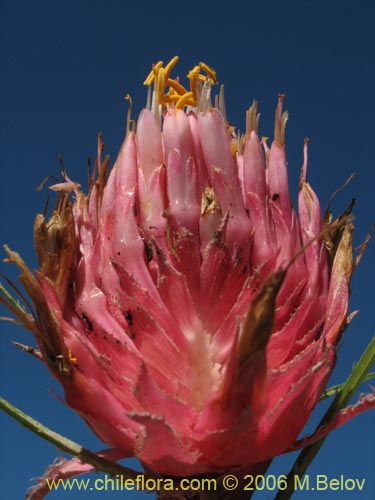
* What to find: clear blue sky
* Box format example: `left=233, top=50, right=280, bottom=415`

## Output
left=1, top=1, right=374, bottom=499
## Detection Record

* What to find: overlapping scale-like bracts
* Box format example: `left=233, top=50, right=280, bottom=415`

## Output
left=25, top=93, right=355, bottom=476
left=6, top=61, right=374, bottom=491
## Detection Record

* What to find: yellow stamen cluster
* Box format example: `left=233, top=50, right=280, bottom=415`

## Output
left=144, top=56, right=218, bottom=109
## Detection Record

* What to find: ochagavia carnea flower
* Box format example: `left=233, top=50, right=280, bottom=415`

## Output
left=3, top=57, right=375, bottom=497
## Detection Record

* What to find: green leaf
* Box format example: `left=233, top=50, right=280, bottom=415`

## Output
left=275, top=333, right=375, bottom=500
left=0, top=395, right=140, bottom=480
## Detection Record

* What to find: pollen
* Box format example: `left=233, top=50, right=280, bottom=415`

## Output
left=68, top=349, right=78, bottom=365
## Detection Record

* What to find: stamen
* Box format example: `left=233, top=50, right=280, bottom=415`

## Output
left=156, top=67, right=166, bottom=106
left=188, top=65, right=201, bottom=102
left=143, top=57, right=218, bottom=114
left=199, top=62, right=217, bottom=84
left=167, top=78, right=189, bottom=97
left=198, top=80, right=212, bottom=113
left=146, top=84, right=152, bottom=110
left=143, top=60, right=163, bottom=85
left=218, top=85, right=227, bottom=121
left=164, top=56, right=179, bottom=79
left=176, top=91, right=195, bottom=109
left=151, top=90, right=162, bottom=126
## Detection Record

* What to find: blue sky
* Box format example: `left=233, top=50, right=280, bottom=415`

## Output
left=1, top=1, right=374, bottom=498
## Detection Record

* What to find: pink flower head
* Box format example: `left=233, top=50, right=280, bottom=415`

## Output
left=4, top=57, right=375, bottom=481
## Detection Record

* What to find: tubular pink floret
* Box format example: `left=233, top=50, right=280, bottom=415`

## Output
left=243, top=130, right=267, bottom=200
left=136, top=109, right=164, bottom=183
left=197, top=109, right=252, bottom=248
left=268, top=141, right=293, bottom=229
left=163, top=109, right=200, bottom=232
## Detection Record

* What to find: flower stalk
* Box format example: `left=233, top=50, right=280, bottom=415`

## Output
left=0, top=395, right=141, bottom=480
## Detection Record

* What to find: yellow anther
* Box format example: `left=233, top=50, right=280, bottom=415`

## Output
left=160, top=94, right=181, bottom=104
left=199, top=62, right=217, bottom=84
left=196, top=73, right=209, bottom=82
left=152, top=61, right=164, bottom=74
left=167, top=78, right=188, bottom=97
left=68, top=348, right=78, bottom=365
left=176, top=91, right=195, bottom=109
left=164, top=56, right=179, bottom=79
left=156, top=67, right=166, bottom=105
left=143, top=60, right=163, bottom=85
left=187, top=65, right=201, bottom=80
left=166, top=88, right=176, bottom=101
left=187, top=66, right=201, bottom=101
